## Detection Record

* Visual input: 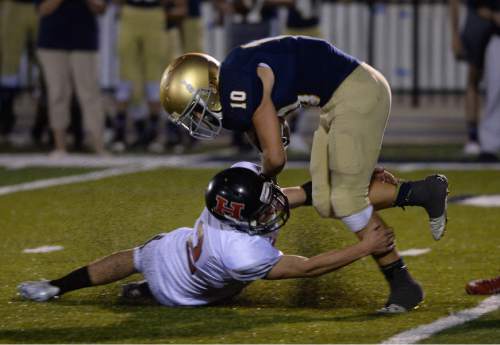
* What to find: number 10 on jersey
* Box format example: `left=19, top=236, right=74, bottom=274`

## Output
left=230, top=91, right=247, bottom=109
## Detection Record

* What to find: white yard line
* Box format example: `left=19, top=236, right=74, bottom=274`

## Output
left=2, top=153, right=500, bottom=170
left=0, top=165, right=157, bottom=196
left=0, top=153, right=219, bottom=196
left=398, top=248, right=431, bottom=257
left=381, top=295, right=500, bottom=344
left=23, top=245, right=64, bottom=254
left=455, top=195, right=500, bottom=207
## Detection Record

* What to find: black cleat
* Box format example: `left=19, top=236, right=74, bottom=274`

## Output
left=421, top=174, right=449, bottom=240
left=378, top=280, right=424, bottom=314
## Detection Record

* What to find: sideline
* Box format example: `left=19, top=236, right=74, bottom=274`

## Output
left=381, top=295, right=500, bottom=344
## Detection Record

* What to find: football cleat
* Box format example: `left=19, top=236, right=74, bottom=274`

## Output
left=466, top=276, right=500, bottom=295
left=17, top=281, right=60, bottom=302
left=377, top=304, right=408, bottom=314
left=422, top=174, right=449, bottom=241
left=121, top=280, right=153, bottom=300
left=378, top=280, right=424, bottom=314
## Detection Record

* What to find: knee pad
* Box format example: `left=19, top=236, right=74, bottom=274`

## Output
left=341, top=205, right=373, bottom=233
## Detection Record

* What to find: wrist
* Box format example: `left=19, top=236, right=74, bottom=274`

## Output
left=357, top=240, right=373, bottom=257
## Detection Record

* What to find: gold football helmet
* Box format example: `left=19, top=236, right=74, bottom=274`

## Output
left=160, top=53, right=222, bottom=140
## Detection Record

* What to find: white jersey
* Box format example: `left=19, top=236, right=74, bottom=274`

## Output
left=133, top=208, right=282, bottom=306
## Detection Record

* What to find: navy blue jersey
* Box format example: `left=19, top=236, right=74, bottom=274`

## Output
left=35, top=0, right=99, bottom=51
left=219, top=36, right=359, bottom=132
left=187, top=0, right=201, bottom=17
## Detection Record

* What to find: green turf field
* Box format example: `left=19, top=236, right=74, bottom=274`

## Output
left=0, top=166, right=100, bottom=187
left=0, top=167, right=499, bottom=343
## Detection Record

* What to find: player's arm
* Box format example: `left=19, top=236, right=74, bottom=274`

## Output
left=266, top=223, right=395, bottom=280
left=252, top=67, right=286, bottom=178
left=38, top=0, right=65, bottom=16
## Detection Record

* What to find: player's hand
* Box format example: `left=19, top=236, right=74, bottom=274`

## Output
left=371, top=167, right=398, bottom=186
left=363, top=224, right=395, bottom=255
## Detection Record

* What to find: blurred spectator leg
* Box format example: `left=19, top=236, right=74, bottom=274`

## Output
left=478, top=36, right=500, bottom=162
left=460, top=9, right=494, bottom=156
left=69, top=94, right=84, bottom=151
left=0, top=87, right=16, bottom=141
left=463, top=66, right=482, bottom=155
left=160, top=26, right=183, bottom=152
left=142, top=7, right=168, bottom=152
left=31, top=68, right=50, bottom=147
left=38, top=49, right=72, bottom=156
left=71, top=51, right=106, bottom=155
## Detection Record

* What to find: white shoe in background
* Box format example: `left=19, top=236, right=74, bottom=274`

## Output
left=463, top=141, right=481, bottom=156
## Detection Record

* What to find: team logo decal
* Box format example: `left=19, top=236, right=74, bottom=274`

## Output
left=214, top=195, right=245, bottom=219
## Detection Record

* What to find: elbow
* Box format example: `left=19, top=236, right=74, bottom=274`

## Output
left=269, top=155, right=286, bottom=172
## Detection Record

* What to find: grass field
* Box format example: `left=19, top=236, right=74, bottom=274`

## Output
left=1, top=166, right=499, bottom=343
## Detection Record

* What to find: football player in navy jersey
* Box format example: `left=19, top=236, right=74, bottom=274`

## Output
left=160, top=35, right=449, bottom=313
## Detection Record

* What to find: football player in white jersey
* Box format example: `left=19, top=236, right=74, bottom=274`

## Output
left=18, top=162, right=397, bottom=307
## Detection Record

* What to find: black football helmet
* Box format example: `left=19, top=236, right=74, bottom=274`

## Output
left=205, top=167, right=289, bottom=235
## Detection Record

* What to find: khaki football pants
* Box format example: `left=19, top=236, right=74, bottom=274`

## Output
left=118, top=5, right=168, bottom=101
left=285, top=26, right=321, bottom=39
left=311, top=62, right=391, bottom=218
left=181, top=17, right=202, bottom=53
left=1, top=0, right=37, bottom=79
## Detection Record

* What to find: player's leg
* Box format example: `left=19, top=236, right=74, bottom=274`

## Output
left=478, top=36, right=500, bottom=161
left=180, top=16, right=203, bottom=54
left=37, top=49, right=72, bottom=155
left=460, top=9, right=493, bottom=155
left=313, top=62, right=423, bottom=312
left=164, top=27, right=185, bottom=150
left=113, top=6, right=140, bottom=151
left=0, top=0, right=28, bottom=139
left=70, top=51, right=106, bottom=154
left=18, top=250, right=136, bottom=302
left=142, top=11, right=169, bottom=150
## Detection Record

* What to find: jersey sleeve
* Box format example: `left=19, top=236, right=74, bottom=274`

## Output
left=219, top=67, right=264, bottom=132
left=223, top=235, right=282, bottom=282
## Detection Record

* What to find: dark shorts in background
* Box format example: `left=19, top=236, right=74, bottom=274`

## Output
left=461, top=10, right=495, bottom=69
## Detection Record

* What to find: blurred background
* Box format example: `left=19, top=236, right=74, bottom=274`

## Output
left=1, top=0, right=499, bottom=162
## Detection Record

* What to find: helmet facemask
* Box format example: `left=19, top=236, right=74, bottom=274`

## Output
left=239, top=182, right=290, bottom=236
left=176, top=87, right=222, bottom=140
